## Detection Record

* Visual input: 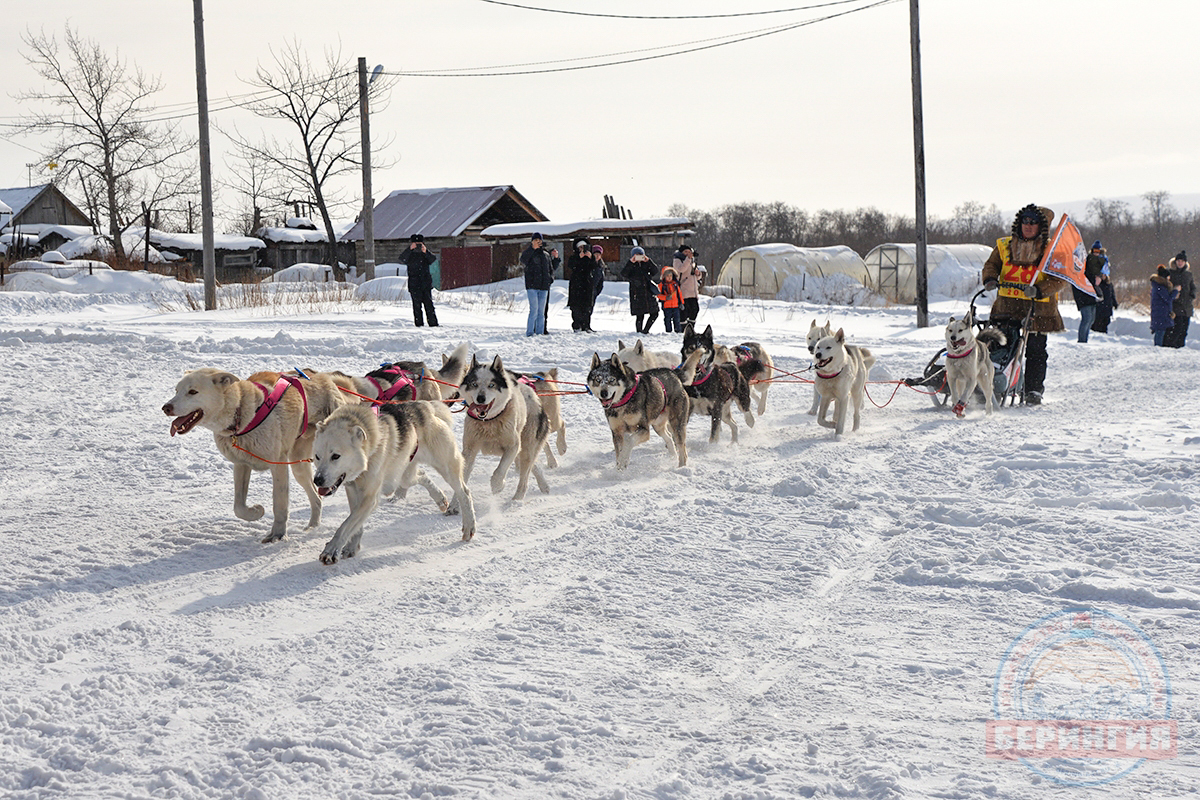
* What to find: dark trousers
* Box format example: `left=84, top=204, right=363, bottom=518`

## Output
left=1091, top=284, right=1116, bottom=332
left=663, top=307, right=682, bottom=332
left=411, top=288, right=438, bottom=327
left=1025, top=332, right=1048, bottom=396
left=571, top=305, right=592, bottom=332
left=682, top=297, right=699, bottom=326
left=1163, top=315, right=1190, bottom=348
left=635, top=310, right=658, bottom=334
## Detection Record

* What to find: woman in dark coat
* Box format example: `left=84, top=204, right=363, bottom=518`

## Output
left=621, top=246, right=659, bottom=334
left=1150, top=264, right=1179, bottom=347
left=567, top=240, right=596, bottom=332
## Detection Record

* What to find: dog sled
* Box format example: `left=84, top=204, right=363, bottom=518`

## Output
left=903, top=288, right=1032, bottom=408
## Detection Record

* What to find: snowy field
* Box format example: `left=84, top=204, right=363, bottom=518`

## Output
left=1, top=272, right=1198, bottom=799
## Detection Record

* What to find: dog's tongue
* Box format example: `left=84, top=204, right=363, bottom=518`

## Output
left=169, top=410, right=201, bottom=437
left=317, top=486, right=334, bottom=497
left=469, top=402, right=490, bottom=417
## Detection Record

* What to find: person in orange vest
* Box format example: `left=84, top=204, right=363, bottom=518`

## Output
left=981, top=205, right=1067, bottom=405
left=657, top=266, right=685, bottom=333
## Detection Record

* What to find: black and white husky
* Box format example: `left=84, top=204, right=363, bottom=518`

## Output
left=311, top=400, right=476, bottom=564
left=944, top=311, right=1003, bottom=417
left=680, top=323, right=754, bottom=444
left=458, top=354, right=551, bottom=501
left=586, top=351, right=700, bottom=469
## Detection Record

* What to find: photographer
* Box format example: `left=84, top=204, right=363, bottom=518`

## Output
left=400, top=233, right=438, bottom=327
left=673, top=244, right=702, bottom=326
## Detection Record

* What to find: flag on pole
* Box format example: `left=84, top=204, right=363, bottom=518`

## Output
left=1037, top=213, right=1095, bottom=296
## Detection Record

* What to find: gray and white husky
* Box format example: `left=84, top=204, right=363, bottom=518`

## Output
left=812, top=328, right=876, bottom=438
left=311, top=401, right=477, bottom=563
left=458, top=354, right=551, bottom=501
left=944, top=311, right=1003, bottom=417
left=680, top=323, right=754, bottom=444
left=713, top=340, right=774, bottom=417
left=586, top=350, right=701, bottom=469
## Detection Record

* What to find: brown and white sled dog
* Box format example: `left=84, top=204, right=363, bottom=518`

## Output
left=617, top=339, right=678, bottom=372
left=713, top=341, right=774, bottom=416
left=458, top=354, right=551, bottom=501
left=806, top=319, right=833, bottom=415
left=812, top=328, right=876, bottom=437
left=162, top=367, right=348, bottom=543
left=311, top=401, right=476, bottom=564
left=513, top=368, right=568, bottom=467
left=944, top=311, right=1002, bottom=417
left=586, top=350, right=700, bottom=469
left=680, top=323, right=754, bottom=444
left=336, top=342, right=471, bottom=404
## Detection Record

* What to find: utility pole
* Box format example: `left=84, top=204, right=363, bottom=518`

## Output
left=193, top=0, right=217, bottom=310
left=910, top=0, right=928, bottom=328
left=358, top=58, right=380, bottom=282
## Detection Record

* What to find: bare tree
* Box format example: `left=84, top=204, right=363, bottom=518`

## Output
left=221, top=147, right=287, bottom=236
left=1087, top=197, right=1133, bottom=231
left=226, top=41, right=395, bottom=272
left=17, top=25, right=196, bottom=260
left=1141, top=190, right=1176, bottom=238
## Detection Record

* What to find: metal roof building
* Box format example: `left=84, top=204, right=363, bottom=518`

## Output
left=343, top=185, right=547, bottom=243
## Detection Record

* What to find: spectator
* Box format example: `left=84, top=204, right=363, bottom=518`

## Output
left=1150, top=264, right=1179, bottom=346
left=1073, top=240, right=1106, bottom=342
left=621, top=246, right=659, bottom=334
left=1091, top=243, right=1118, bottom=334
left=588, top=245, right=606, bottom=330
left=399, top=233, right=438, bottom=327
left=657, top=266, right=684, bottom=333
left=980, top=204, right=1067, bottom=405
left=1163, top=251, right=1196, bottom=348
left=519, top=232, right=553, bottom=336
left=673, top=244, right=702, bottom=326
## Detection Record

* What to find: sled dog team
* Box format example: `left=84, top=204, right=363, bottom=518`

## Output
left=162, top=316, right=987, bottom=561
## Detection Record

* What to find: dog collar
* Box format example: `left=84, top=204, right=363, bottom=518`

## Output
left=605, top=375, right=640, bottom=409
left=947, top=346, right=975, bottom=359
left=692, top=365, right=713, bottom=386
left=816, top=369, right=842, bottom=380
left=233, top=376, right=308, bottom=437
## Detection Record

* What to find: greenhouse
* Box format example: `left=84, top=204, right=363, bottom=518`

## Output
left=862, top=243, right=993, bottom=303
left=714, top=244, right=871, bottom=302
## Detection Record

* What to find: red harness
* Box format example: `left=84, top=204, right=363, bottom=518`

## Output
left=234, top=376, right=308, bottom=437
left=368, top=365, right=416, bottom=404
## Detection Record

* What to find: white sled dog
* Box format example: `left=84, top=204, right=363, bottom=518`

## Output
left=812, top=328, right=876, bottom=437
left=162, top=367, right=348, bottom=542
left=806, top=319, right=832, bottom=415
left=944, top=311, right=1003, bottom=417
left=617, top=339, right=678, bottom=371
left=311, top=400, right=477, bottom=564
left=514, top=368, right=568, bottom=468
left=458, top=354, right=551, bottom=501
left=332, top=342, right=471, bottom=405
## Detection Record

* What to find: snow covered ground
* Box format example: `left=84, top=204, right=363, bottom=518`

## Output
left=1, top=273, right=1197, bottom=799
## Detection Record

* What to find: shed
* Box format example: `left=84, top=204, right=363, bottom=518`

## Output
left=257, top=218, right=356, bottom=272
left=0, top=183, right=91, bottom=229
left=343, top=185, right=548, bottom=289
left=714, top=244, right=870, bottom=300
left=135, top=227, right=266, bottom=282
left=862, top=243, right=992, bottom=302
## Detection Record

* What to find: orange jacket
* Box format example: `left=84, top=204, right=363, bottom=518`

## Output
left=658, top=278, right=683, bottom=309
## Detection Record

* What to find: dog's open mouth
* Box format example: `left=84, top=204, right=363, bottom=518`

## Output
left=950, top=338, right=967, bottom=350
left=816, top=356, right=833, bottom=369
left=170, top=409, right=203, bottom=437
left=467, top=400, right=493, bottom=419
left=316, top=474, right=344, bottom=497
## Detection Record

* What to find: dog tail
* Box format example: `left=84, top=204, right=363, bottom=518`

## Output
left=675, top=348, right=705, bottom=386
left=976, top=327, right=1007, bottom=351
left=859, top=347, right=877, bottom=373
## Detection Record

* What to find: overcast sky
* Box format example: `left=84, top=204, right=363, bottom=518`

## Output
left=1, top=0, right=1197, bottom=226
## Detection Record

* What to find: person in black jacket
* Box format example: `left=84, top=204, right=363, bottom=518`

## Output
left=566, top=240, right=594, bottom=332
left=621, top=247, right=659, bottom=334
left=400, top=233, right=438, bottom=327
left=1164, top=250, right=1197, bottom=348
left=1073, top=241, right=1105, bottom=342
left=520, top=232, right=553, bottom=336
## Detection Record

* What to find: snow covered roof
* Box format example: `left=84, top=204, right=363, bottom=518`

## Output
left=343, top=186, right=547, bottom=242
left=481, top=217, right=692, bottom=241
left=256, top=220, right=356, bottom=244
left=133, top=226, right=265, bottom=252
left=0, top=185, right=46, bottom=219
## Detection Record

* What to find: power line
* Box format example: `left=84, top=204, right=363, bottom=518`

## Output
left=476, top=0, right=869, bottom=19
left=388, top=0, right=897, bottom=77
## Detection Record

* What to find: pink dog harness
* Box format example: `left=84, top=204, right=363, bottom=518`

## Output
left=234, top=376, right=308, bottom=437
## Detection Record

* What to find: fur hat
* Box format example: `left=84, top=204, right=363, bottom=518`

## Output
left=1012, top=204, right=1054, bottom=241
left=409, top=233, right=424, bottom=243
left=661, top=266, right=678, bottom=281
left=631, top=246, right=645, bottom=257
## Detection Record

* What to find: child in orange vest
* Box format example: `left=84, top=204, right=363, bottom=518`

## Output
left=658, top=266, right=684, bottom=332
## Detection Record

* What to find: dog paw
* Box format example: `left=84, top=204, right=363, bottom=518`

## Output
left=490, top=476, right=506, bottom=493
left=461, top=526, right=475, bottom=541
left=319, top=550, right=339, bottom=565
left=953, top=401, right=966, bottom=418
left=261, top=530, right=286, bottom=544
left=236, top=504, right=265, bottom=522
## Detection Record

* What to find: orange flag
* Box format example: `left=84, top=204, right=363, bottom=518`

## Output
left=1038, top=213, right=1095, bottom=296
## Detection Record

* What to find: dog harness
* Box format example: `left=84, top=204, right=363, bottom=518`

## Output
left=604, top=374, right=668, bottom=410
left=233, top=376, right=308, bottom=437
left=734, top=345, right=754, bottom=365
left=368, top=365, right=416, bottom=404
left=692, top=364, right=713, bottom=386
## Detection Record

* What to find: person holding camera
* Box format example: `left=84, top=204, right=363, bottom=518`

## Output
left=520, top=232, right=553, bottom=336
left=621, top=246, right=659, bottom=334
left=673, top=244, right=702, bottom=326
left=400, top=233, right=438, bottom=327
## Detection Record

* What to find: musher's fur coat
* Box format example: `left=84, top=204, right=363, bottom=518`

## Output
left=311, top=400, right=476, bottom=564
